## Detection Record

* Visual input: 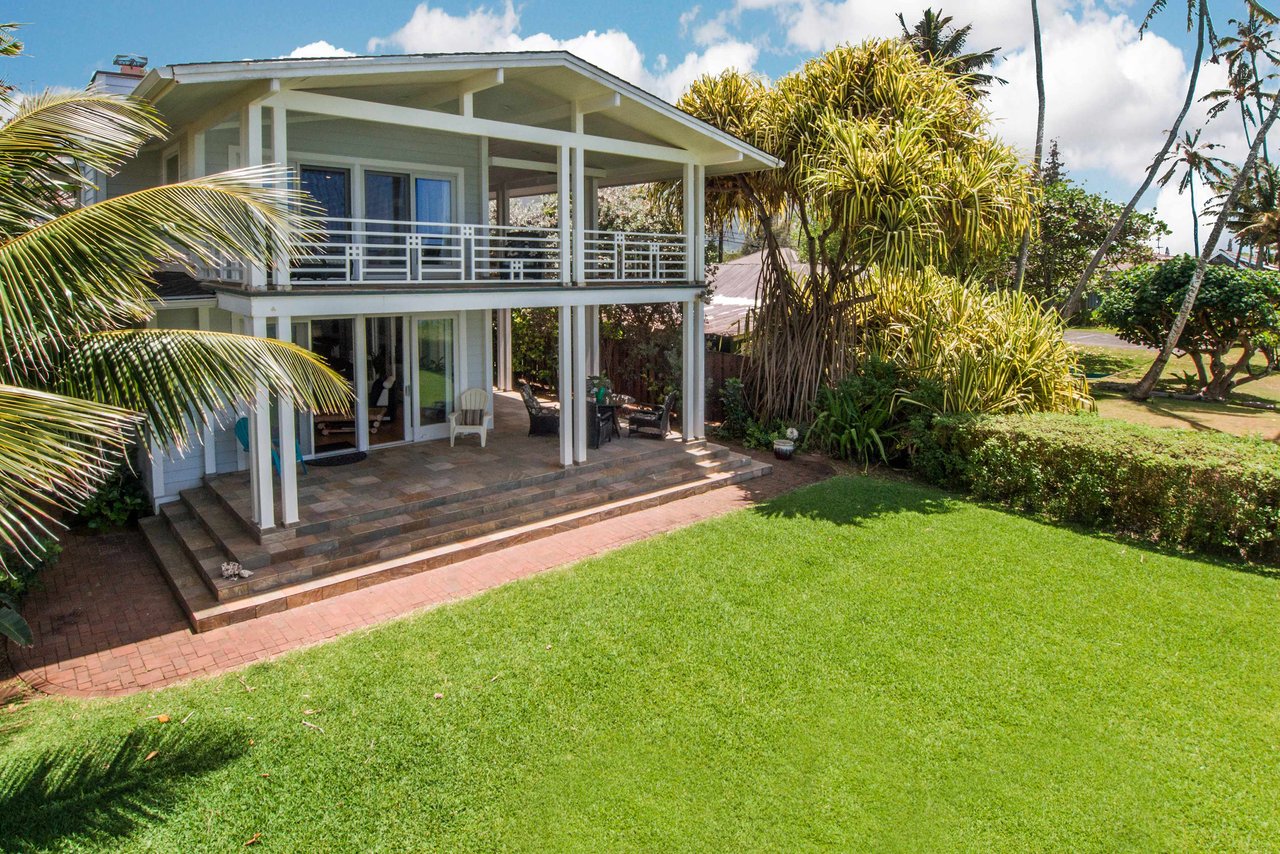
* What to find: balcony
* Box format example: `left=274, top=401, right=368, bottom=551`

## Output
left=195, top=219, right=692, bottom=290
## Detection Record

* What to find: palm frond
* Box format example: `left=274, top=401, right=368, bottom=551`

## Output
left=0, top=385, right=139, bottom=559
left=0, top=167, right=320, bottom=369
left=46, top=330, right=353, bottom=451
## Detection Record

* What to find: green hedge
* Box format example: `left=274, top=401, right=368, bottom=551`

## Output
left=912, top=413, right=1280, bottom=564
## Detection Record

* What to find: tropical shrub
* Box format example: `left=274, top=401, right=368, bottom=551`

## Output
left=861, top=268, right=1093, bottom=414
left=73, top=464, right=148, bottom=530
left=714, top=378, right=752, bottom=440
left=0, top=537, right=61, bottom=600
left=912, top=413, right=1280, bottom=564
left=807, top=358, right=907, bottom=466
left=1097, top=255, right=1280, bottom=399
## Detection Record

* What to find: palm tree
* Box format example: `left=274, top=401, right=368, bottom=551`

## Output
left=1061, top=0, right=1215, bottom=319
left=1225, top=161, right=1280, bottom=262
left=1156, top=128, right=1231, bottom=254
left=0, top=27, right=351, bottom=643
left=1216, top=9, right=1280, bottom=165
left=1013, top=0, right=1047, bottom=291
left=897, top=8, right=1008, bottom=96
left=1201, top=62, right=1261, bottom=157
left=1133, top=89, right=1280, bottom=400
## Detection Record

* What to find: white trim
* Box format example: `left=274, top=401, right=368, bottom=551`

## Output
left=276, top=313, right=300, bottom=524
left=557, top=306, right=574, bottom=467
left=292, top=151, right=466, bottom=224
left=572, top=304, right=587, bottom=463
left=490, top=155, right=606, bottom=179
left=216, top=285, right=706, bottom=317
left=197, top=306, right=218, bottom=477
left=557, top=145, right=571, bottom=284
left=354, top=316, right=370, bottom=452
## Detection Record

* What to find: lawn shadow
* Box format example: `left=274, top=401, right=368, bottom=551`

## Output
left=0, top=718, right=248, bottom=850
left=749, top=472, right=956, bottom=527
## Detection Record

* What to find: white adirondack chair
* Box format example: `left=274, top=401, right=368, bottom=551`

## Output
left=449, top=387, right=490, bottom=447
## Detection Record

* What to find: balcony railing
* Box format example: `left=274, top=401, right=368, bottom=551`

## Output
left=190, top=218, right=691, bottom=288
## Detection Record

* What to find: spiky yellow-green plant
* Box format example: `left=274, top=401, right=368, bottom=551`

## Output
left=0, top=29, right=350, bottom=643
left=679, top=40, right=1037, bottom=423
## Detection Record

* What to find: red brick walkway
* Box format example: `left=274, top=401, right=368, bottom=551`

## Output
left=7, top=452, right=832, bottom=698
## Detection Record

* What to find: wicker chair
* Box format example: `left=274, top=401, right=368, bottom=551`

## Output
left=626, top=392, right=675, bottom=439
left=520, top=383, right=560, bottom=436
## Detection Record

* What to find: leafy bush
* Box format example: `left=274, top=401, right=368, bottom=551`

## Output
left=1098, top=256, right=1280, bottom=399
left=74, top=465, right=148, bottom=530
left=861, top=268, right=1093, bottom=414
left=808, top=358, right=907, bottom=466
left=715, top=378, right=752, bottom=440
left=912, top=413, right=1280, bottom=563
left=0, top=537, right=61, bottom=600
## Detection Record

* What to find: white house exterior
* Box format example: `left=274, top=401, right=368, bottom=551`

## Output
left=103, top=51, right=779, bottom=535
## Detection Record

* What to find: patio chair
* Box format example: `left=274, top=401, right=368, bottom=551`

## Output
left=449, top=387, right=490, bottom=447
left=521, top=382, right=560, bottom=436
left=234, top=417, right=307, bottom=475
left=626, top=392, right=676, bottom=439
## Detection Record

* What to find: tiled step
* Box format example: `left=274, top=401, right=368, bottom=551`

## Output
left=207, top=451, right=718, bottom=600
left=139, top=516, right=219, bottom=625
left=178, top=458, right=772, bottom=632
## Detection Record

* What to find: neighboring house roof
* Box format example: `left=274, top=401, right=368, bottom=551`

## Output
left=130, top=51, right=780, bottom=179
left=705, top=248, right=805, bottom=336
left=151, top=270, right=213, bottom=303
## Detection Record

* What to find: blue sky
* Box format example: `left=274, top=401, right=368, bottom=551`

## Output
left=4, top=1, right=1264, bottom=252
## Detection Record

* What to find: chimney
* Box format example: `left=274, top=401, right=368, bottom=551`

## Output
left=90, top=54, right=149, bottom=95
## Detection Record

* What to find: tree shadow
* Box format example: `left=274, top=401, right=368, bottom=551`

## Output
left=749, top=473, right=956, bottom=527
left=0, top=718, right=248, bottom=850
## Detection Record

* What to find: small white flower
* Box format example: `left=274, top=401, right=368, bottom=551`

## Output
left=785, top=427, right=799, bottom=441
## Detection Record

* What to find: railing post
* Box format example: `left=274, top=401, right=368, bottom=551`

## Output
left=615, top=232, right=624, bottom=280
left=464, top=225, right=475, bottom=282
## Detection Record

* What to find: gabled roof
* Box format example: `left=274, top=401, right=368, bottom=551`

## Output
left=132, top=51, right=780, bottom=175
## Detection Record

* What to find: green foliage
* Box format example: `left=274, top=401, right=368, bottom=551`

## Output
left=1021, top=173, right=1167, bottom=304
left=807, top=358, right=906, bottom=466
left=714, top=378, right=752, bottom=440
left=862, top=268, right=1093, bottom=414
left=0, top=536, right=61, bottom=600
left=913, top=412, right=1280, bottom=563
left=1098, top=255, right=1280, bottom=397
left=73, top=465, right=147, bottom=530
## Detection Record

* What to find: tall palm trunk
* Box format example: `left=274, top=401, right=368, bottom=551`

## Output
left=1252, top=53, right=1271, bottom=165
left=1013, top=0, right=1046, bottom=291
left=1061, top=0, right=1207, bottom=318
left=1131, top=91, right=1280, bottom=400
left=1189, top=179, right=1200, bottom=254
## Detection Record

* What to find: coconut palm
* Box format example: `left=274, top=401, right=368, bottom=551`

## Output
left=1226, top=161, right=1280, bottom=262
left=1061, top=0, right=1216, bottom=318
left=897, top=8, right=1007, bottom=96
left=1157, top=128, right=1232, bottom=254
left=0, top=28, right=351, bottom=643
left=1216, top=9, right=1280, bottom=164
left=1201, top=63, right=1262, bottom=157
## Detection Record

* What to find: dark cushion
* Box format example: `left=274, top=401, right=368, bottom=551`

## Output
left=458, top=408, right=485, bottom=426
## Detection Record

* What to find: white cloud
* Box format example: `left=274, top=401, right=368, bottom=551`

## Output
left=284, top=40, right=356, bottom=59
left=366, top=2, right=758, bottom=101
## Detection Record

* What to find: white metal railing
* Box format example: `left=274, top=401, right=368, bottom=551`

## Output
left=583, top=229, right=688, bottom=283
left=188, top=219, right=690, bottom=287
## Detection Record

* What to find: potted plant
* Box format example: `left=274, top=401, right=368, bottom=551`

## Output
left=773, top=427, right=799, bottom=460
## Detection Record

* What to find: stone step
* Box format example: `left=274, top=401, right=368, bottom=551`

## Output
left=178, top=458, right=772, bottom=633
left=139, top=515, right=219, bottom=625
left=209, top=453, right=716, bottom=600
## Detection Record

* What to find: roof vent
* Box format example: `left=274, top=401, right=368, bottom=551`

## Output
left=112, top=53, right=148, bottom=76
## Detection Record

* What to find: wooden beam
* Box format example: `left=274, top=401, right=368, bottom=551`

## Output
left=491, top=155, right=606, bottom=178
left=517, top=92, right=622, bottom=129
left=267, top=89, right=698, bottom=164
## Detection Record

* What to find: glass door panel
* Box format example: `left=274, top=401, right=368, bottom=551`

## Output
left=298, top=167, right=351, bottom=282
left=366, top=316, right=406, bottom=446
left=414, top=316, right=455, bottom=440
left=414, top=177, right=454, bottom=275
left=364, top=171, right=411, bottom=280
left=309, top=318, right=358, bottom=454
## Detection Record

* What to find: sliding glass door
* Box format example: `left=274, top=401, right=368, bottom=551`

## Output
left=412, top=315, right=456, bottom=441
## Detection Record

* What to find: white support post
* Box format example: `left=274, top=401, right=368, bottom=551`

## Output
left=354, top=316, right=369, bottom=452
left=496, top=183, right=510, bottom=226
left=248, top=315, right=275, bottom=530
left=185, top=129, right=206, bottom=180
left=586, top=305, right=600, bottom=378
left=572, top=304, right=588, bottom=464
left=693, top=299, right=706, bottom=440
left=270, top=103, right=290, bottom=290
left=694, top=165, right=707, bottom=283
left=572, top=147, right=586, bottom=285
left=557, top=306, right=574, bottom=466
left=484, top=308, right=495, bottom=424
left=240, top=104, right=267, bottom=291
left=557, top=145, right=571, bottom=285
left=276, top=314, right=299, bottom=526
left=479, top=137, right=489, bottom=222
left=198, top=307, right=218, bottom=477
left=682, top=300, right=696, bottom=443
left=683, top=162, right=697, bottom=283
left=495, top=308, right=512, bottom=391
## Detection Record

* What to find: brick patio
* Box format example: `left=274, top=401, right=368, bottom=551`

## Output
left=6, top=448, right=833, bottom=699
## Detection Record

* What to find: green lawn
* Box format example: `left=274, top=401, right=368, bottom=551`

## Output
left=3, top=477, right=1278, bottom=851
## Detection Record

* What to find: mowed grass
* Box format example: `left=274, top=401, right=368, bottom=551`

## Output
left=2, top=476, right=1279, bottom=851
